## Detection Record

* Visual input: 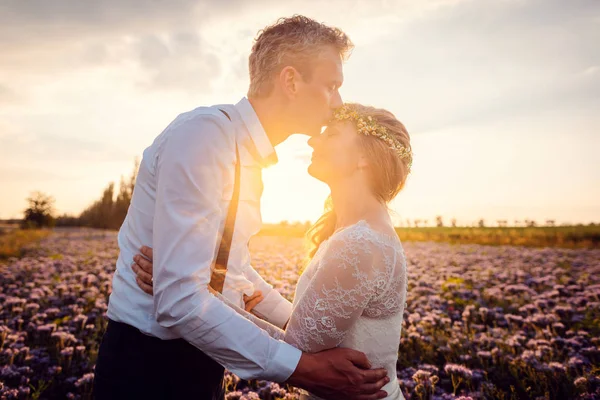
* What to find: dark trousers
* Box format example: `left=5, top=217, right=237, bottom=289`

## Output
left=93, top=319, right=225, bottom=400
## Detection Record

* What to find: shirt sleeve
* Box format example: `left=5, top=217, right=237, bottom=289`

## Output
left=213, top=288, right=285, bottom=341
left=283, top=233, right=386, bottom=353
left=152, top=113, right=301, bottom=382
left=243, top=265, right=293, bottom=329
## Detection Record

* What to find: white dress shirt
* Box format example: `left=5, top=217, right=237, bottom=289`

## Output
left=106, top=97, right=301, bottom=382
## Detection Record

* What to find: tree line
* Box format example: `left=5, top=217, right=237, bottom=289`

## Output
left=21, top=159, right=139, bottom=230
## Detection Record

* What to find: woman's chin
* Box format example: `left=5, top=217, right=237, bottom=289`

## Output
left=307, top=163, right=327, bottom=183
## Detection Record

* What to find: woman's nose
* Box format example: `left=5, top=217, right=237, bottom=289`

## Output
left=307, top=134, right=319, bottom=149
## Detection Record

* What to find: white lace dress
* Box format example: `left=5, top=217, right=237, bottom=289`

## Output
left=216, top=220, right=408, bottom=400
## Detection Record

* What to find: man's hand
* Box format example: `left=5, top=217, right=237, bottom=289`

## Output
left=286, top=348, right=389, bottom=400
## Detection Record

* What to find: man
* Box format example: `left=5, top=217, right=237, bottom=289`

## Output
left=93, top=15, right=389, bottom=400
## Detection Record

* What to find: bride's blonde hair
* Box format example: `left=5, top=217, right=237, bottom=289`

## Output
left=305, top=104, right=412, bottom=259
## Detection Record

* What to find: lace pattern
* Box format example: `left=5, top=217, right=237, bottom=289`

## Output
left=216, top=220, right=408, bottom=400
left=285, top=220, right=407, bottom=353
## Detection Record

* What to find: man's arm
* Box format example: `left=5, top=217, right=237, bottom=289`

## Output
left=138, top=111, right=389, bottom=399
left=243, top=266, right=292, bottom=329
left=152, top=114, right=300, bottom=382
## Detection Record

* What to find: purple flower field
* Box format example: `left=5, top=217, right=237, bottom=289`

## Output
left=0, top=229, right=599, bottom=399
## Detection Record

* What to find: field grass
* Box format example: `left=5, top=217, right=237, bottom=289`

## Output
left=394, top=225, right=600, bottom=249
left=0, top=228, right=52, bottom=259
left=258, top=224, right=600, bottom=249
left=1, top=223, right=596, bottom=262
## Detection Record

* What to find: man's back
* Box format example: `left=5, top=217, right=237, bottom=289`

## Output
left=107, top=105, right=234, bottom=338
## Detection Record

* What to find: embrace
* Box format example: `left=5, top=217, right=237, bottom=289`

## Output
left=93, top=15, right=412, bottom=400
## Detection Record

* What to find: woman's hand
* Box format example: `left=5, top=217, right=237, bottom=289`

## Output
left=132, top=246, right=154, bottom=295
left=243, top=290, right=264, bottom=313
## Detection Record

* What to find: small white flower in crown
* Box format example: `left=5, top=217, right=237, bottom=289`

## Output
left=332, top=104, right=413, bottom=172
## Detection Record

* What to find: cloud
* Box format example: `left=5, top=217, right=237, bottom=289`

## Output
left=0, top=84, right=23, bottom=104
left=0, top=1, right=458, bottom=78
left=0, top=130, right=130, bottom=164
left=344, top=0, right=600, bottom=132
left=583, top=65, right=600, bottom=77
left=0, top=166, right=79, bottom=183
left=0, top=0, right=234, bottom=86
left=0, top=0, right=202, bottom=45
left=133, top=32, right=221, bottom=92
left=1, top=0, right=598, bottom=115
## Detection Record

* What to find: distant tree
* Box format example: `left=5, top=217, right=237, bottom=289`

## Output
left=423, top=220, right=429, bottom=227
left=451, top=218, right=457, bottom=228
left=478, top=219, right=485, bottom=228
left=435, top=215, right=444, bottom=227
left=413, top=219, right=421, bottom=228
left=405, top=219, right=411, bottom=227
left=55, top=213, right=80, bottom=227
left=22, top=191, right=56, bottom=229
left=526, top=219, right=537, bottom=227
left=546, top=220, right=556, bottom=227
left=497, top=220, right=508, bottom=227
left=113, top=162, right=137, bottom=228
left=78, top=158, right=139, bottom=230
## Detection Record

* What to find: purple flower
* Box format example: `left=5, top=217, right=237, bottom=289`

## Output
left=74, top=372, right=94, bottom=388
left=444, top=363, right=473, bottom=380
left=547, top=362, right=566, bottom=374
left=412, top=369, right=432, bottom=382
left=574, top=376, right=588, bottom=388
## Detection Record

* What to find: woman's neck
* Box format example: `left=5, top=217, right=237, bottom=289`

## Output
left=329, top=178, right=386, bottom=231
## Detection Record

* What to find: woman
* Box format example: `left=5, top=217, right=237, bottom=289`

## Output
left=132, top=103, right=412, bottom=400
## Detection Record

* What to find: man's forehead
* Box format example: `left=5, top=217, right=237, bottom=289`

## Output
left=314, top=47, right=344, bottom=77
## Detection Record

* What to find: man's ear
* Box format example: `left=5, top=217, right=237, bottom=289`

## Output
left=279, top=66, right=301, bottom=99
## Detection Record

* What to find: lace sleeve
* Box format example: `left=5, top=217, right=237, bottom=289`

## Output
left=283, top=232, right=389, bottom=352
left=212, top=290, right=285, bottom=341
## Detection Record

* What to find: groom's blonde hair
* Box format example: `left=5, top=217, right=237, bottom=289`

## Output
left=248, top=15, right=353, bottom=98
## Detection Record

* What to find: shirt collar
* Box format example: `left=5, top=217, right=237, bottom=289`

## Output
left=234, top=97, right=278, bottom=167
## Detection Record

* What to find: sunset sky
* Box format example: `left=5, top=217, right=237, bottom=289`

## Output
left=1, top=0, right=598, bottom=226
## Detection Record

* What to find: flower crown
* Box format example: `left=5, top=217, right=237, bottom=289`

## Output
left=332, top=104, right=413, bottom=171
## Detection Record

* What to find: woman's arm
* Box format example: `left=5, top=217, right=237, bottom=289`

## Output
left=283, top=234, right=385, bottom=353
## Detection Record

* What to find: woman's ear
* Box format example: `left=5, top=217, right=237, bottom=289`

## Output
left=357, top=152, right=369, bottom=170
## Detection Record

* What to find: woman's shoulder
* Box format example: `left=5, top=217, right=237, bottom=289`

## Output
left=333, top=219, right=402, bottom=249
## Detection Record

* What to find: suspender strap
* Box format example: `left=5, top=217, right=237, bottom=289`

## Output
left=209, top=109, right=240, bottom=294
